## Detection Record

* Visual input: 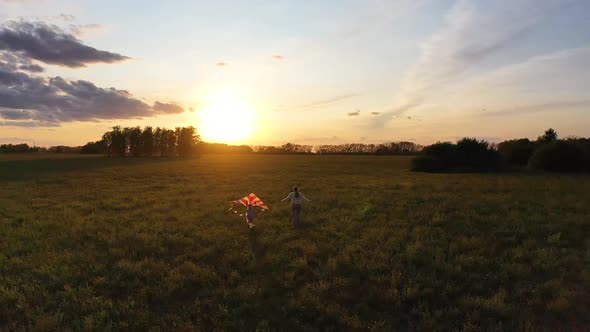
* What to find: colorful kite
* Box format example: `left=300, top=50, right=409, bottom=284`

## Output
left=232, top=193, right=268, bottom=209
left=229, top=193, right=269, bottom=216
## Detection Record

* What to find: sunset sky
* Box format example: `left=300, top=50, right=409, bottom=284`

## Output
left=1, top=0, right=589, bottom=146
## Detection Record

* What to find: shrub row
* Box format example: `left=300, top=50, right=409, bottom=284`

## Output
left=412, top=138, right=501, bottom=173
left=413, top=129, right=590, bottom=173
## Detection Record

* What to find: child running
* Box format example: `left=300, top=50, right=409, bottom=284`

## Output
left=281, top=186, right=311, bottom=229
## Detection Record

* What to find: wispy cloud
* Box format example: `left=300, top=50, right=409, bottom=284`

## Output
left=68, top=23, right=104, bottom=37
left=216, top=61, right=227, bottom=66
left=275, top=93, right=359, bottom=112
left=272, top=54, right=283, bottom=60
left=300, top=93, right=358, bottom=110
left=0, top=120, right=60, bottom=127
left=347, top=110, right=360, bottom=116
left=465, top=46, right=590, bottom=95
left=481, top=100, right=590, bottom=117
left=379, top=0, right=581, bottom=124
left=454, top=46, right=590, bottom=115
left=59, top=14, right=75, bottom=22
left=0, top=136, right=33, bottom=142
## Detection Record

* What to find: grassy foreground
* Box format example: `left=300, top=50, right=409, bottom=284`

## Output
left=0, top=154, right=589, bottom=330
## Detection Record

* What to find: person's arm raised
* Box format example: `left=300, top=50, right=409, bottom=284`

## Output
left=301, top=193, right=312, bottom=202
left=281, top=192, right=292, bottom=202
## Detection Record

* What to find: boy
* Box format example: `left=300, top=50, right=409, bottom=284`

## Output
left=245, top=203, right=256, bottom=228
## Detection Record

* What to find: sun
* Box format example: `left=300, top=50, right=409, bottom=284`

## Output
left=197, top=91, right=255, bottom=144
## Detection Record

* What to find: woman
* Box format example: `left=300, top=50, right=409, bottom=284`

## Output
left=281, top=186, right=311, bottom=229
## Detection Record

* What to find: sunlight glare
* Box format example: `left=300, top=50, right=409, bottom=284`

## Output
left=198, top=91, right=255, bottom=144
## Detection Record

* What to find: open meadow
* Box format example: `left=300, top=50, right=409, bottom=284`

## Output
left=0, top=154, right=589, bottom=330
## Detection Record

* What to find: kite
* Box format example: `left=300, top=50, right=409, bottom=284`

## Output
left=231, top=193, right=268, bottom=209
left=229, top=193, right=269, bottom=216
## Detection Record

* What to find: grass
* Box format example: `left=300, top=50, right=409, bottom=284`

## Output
left=0, top=154, right=589, bottom=330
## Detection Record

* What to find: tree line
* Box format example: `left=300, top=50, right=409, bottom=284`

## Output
left=412, top=129, right=590, bottom=173
left=98, top=126, right=201, bottom=157
left=315, top=141, right=422, bottom=155
left=4, top=127, right=590, bottom=172
left=0, top=143, right=44, bottom=153
left=187, top=141, right=423, bottom=155
left=1, top=137, right=421, bottom=156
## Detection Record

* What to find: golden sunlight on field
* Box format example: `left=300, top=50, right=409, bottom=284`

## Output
left=197, top=90, right=255, bottom=144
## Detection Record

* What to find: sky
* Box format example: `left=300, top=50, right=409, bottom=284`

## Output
left=0, top=0, right=589, bottom=146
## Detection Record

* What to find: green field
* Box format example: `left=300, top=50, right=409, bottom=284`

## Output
left=1, top=154, right=589, bottom=330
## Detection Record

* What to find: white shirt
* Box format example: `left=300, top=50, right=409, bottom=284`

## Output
left=281, top=192, right=311, bottom=205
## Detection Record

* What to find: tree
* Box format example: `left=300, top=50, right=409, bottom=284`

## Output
left=140, top=126, right=154, bottom=157
left=537, top=128, right=557, bottom=144
left=81, top=141, right=106, bottom=154
left=198, top=142, right=253, bottom=154
left=154, top=127, right=163, bottom=157
left=0, top=143, right=31, bottom=153
left=176, top=126, right=200, bottom=157
left=497, top=138, right=535, bottom=166
left=106, top=126, right=127, bottom=157
left=413, top=138, right=501, bottom=173
left=124, top=126, right=142, bottom=157
left=528, top=140, right=584, bottom=172
left=161, top=129, right=176, bottom=157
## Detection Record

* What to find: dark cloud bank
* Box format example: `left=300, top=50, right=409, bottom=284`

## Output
left=0, top=20, right=184, bottom=127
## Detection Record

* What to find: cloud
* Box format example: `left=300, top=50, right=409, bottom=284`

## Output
left=0, top=0, right=39, bottom=3
left=300, top=93, right=358, bottom=109
left=1, top=50, right=43, bottom=72
left=0, top=71, right=185, bottom=126
left=450, top=46, right=590, bottom=117
left=0, top=108, right=37, bottom=119
left=18, top=63, right=43, bottom=72
left=381, top=0, right=580, bottom=124
left=481, top=100, right=590, bottom=117
left=370, top=112, right=380, bottom=115
left=347, top=110, right=360, bottom=116
left=465, top=47, right=590, bottom=96
left=275, top=93, right=360, bottom=112
left=59, top=14, right=75, bottom=22
left=153, top=101, right=184, bottom=114
left=0, top=73, right=148, bottom=122
left=272, top=54, right=284, bottom=60
left=0, top=120, right=60, bottom=127
left=216, top=62, right=227, bottom=66
left=0, top=20, right=129, bottom=67
left=0, top=136, right=33, bottom=142
left=0, top=19, right=188, bottom=127
left=68, top=23, right=104, bottom=37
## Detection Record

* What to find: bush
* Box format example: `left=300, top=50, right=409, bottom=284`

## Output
left=528, top=141, right=585, bottom=172
left=80, top=141, right=106, bottom=154
left=497, top=139, right=535, bottom=166
left=412, top=142, right=455, bottom=172
left=455, top=138, right=501, bottom=171
left=413, top=139, right=501, bottom=173
left=411, top=155, right=448, bottom=172
left=567, top=138, right=590, bottom=171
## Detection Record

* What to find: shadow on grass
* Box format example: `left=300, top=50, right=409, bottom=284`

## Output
left=247, top=228, right=267, bottom=265
left=0, top=155, right=184, bottom=181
